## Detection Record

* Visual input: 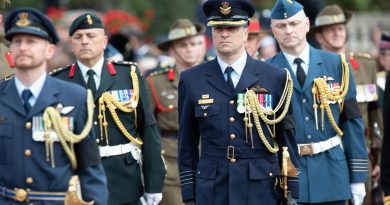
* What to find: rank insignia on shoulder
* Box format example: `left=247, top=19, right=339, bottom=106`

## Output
left=108, top=89, right=133, bottom=102
left=32, top=116, right=74, bottom=142
left=198, top=94, right=214, bottom=104
left=250, top=85, right=269, bottom=93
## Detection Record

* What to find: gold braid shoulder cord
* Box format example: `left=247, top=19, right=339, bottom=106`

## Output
left=98, top=65, right=143, bottom=146
left=312, top=53, right=350, bottom=136
left=43, top=90, right=94, bottom=171
left=244, top=69, right=293, bottom=153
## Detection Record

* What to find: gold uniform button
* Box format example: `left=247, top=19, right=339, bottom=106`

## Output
left=203, top=113, right=208, bottom=117
left=25, top=122, right=32, bottom=129
left=168, top=104, right=174, bottom=109
left=230, top=158, right=236, bottom=163
left=229, top=117, right=235, bottom=123
left=26, top=177, right=33, bottom=184
left=25, top=149, right=32, bottom=157
left=230, top=134, right=236, bottom=139
left=229, top=100, right=234, bottom=105
left=94, top=121, right=98, bottom=125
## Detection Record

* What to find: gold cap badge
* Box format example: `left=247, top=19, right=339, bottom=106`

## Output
left=220, top=1, right=231, bottom=15
left=287, top=0, right=293, bottom=4
left=86, top=15, right=93, bottom=25
left=16, top=12, right=31, bottom=27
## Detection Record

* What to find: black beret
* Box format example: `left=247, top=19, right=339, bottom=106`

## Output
left=69, top=13, right=103, bottom=36
left=4, top=7, right=59, bottom=44
left=203, top=0, right=255, bottom=27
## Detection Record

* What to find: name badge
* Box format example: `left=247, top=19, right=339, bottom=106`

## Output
left=32, top=116, right=74, bottom=142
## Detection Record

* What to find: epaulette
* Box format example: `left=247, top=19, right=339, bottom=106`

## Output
left=149, top=67, right=171, bottom=77
left=350, top=52, right=372, bottom=59
left=111, top=60, right=138, bottom=66
left=1, top=74, right=14, bottom=81
left=49, top=64, right=72, bottom=76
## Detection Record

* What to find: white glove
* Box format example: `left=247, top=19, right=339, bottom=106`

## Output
left=350, top=183, right=366, bottom=205
left=143, top=193, right=162, bottom=205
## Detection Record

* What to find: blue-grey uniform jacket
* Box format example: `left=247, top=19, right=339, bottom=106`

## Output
left=267, top=46, right=368, bottom=203
left=0, top=75, right=108, bottom=205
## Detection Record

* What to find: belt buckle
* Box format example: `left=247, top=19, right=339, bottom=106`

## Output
left=299, top=144, right=313, bottom=156
left=14, top=188, right=28, bottom=202
left=227, top=146, right=236, bottom=163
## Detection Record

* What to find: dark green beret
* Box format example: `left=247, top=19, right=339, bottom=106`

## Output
left=69, top=13, right=103, bottom=36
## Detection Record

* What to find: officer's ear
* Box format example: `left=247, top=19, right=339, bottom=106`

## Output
left=45, top=43, right=56, bottom=59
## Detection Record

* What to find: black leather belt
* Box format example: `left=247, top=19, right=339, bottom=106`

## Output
left=0, top=186, right=65, bottom=202
left=201, top=144, right=270, bottom=162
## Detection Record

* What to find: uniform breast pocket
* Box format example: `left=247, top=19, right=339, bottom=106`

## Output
left=0, top=124, right=14, bottom=164
left=194, top=105, right=220, bottom=136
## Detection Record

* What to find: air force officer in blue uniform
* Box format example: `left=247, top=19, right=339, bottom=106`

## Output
left=178, top=0, right=300, bottom=205
left=267, top=1, right=368, bottom=204
left=0, top=7, right=108, bottom=204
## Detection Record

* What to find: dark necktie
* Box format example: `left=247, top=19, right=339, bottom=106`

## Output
left=22, top=89, right=32, bottom=113
left=87, top=70, right=96, bottom=95
left=225, top=66, right=235, bottom=94
left=294, top=58, right=306, bottom=87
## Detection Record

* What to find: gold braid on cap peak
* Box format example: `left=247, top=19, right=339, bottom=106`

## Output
left=311, top=53, right=350, bottom=136
left=43, top=90, right=94, bottom=170
left=98, top=65, right=143, bottom=146
left=244, top=69, right=293, bottom=153
left=207, top=20, right=248, bottom=26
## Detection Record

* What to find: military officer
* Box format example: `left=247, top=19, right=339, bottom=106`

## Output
left=0, top=0, right=13, bottom=80
left=0, top=7, right=108, bottom=204
left=312, top=5, right=383, bottom=205
left=380, top=33, right=390, bottom=205
left=244, top=15, right=262, bottom=60
left=267, top=0, right=368, bottom=205
left=145, top=18, right=204, bottom=205
left=178, top=0, right=300, bottom=204
left=51, top=13, right=166, bottom=205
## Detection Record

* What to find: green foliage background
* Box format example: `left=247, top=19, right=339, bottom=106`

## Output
left=5, top=0, right=390, bottom=37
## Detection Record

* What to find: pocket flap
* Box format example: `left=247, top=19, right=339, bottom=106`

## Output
left=249, top=155, right=280, bottom=180
left=194, top=105, right=220, bottom=118
left=0, top=124, right=12, bottom=138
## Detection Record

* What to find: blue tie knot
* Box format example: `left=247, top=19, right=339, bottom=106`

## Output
left=22, top=89, right=33, bottom=113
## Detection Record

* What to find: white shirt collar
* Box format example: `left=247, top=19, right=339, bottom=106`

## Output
left=217, top=52, right=247, bottom=76
left=14, top=72, right=47, bottom=105
left=282, top=43, right=310, bottom=69
left=78, top=57, right=104, bottom=80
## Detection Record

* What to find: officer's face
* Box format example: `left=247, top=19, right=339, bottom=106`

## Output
left=315, top=24, right=347, bottom=52
left=10, top=34, right=55, bottom=70
left=245, top=33, right=261, bottom=57
left=212, top=26, right=248, bottom=57
left=170, top=36, right=199, bottom=67
left=379, top=49, right=390, bottom=71
left=271, top=10, right=309, bottom=54
left=70, top=28, right=107, bottom=67
left=194, top=35, right=207, bottom=64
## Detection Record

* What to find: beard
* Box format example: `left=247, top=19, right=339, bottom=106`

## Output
left=14, top=55, right=44, bottom=70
